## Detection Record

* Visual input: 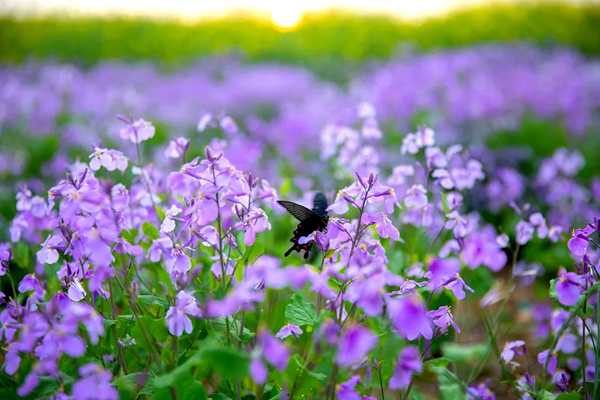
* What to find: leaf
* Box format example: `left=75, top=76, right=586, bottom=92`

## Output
left=212, top=317, right=255, bottom=343
left=538, top=390, right=557, bottom=400
left=180, top=381, right=207, bottom=400
left=235, top=240, right=265, bottom=282
left=323, top=249, right=336, bottom=260
left=138, top=295, right=169, bottom=309
left=121, top=229, right=139, bottom=244
left=142, top=222, right=160, bottom=240
left=154, top=343, right=249, bottom=388
left=441, top=343, right=489, bottom=363
left=112, top=372, right=149, bottom=394
left=440, top=190, right=451, bottom=214
left=293, top=355, right=326, bottom=381
left=549, top=279, right=558, bottom=301
left=103, top=315, right=135, bottom=327
left=285, top=294, right=317, bottom=327
left=203, top=347, right=249, bottom=379
left=208, top=395, right=232, bottom=400
left=439, top=384, right=466, bottom=400
left=13, top=242, right=30, bottom=268
left=556, top=393, right=580, bottom=400
left=423, top=358, right=451, bottom=369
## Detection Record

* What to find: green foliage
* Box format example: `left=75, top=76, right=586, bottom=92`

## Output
left=442, top=343, right=490, bottom=363
left=142, top=222, right=160, bottom=240
left=285, top=294, right=318, bottom=327
left=1, top=3, right=599, bottom=76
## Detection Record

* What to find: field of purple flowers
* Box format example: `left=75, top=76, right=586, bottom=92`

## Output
left=1, top=43, right=600, bottom=399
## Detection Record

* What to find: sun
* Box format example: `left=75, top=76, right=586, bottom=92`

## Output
left=269, top=5, right=303, bottom=30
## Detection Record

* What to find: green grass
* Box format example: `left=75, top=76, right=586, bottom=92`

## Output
left=1, top=2, right=599, bottom=71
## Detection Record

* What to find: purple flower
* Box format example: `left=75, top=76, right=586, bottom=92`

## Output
left=516, top=220, right=534, bottom=245
left=555, top=271, right=584, bottom=306
left=161, top=205, right=182, bottom=233
left=258, top=332, right=290, bottom=371
left=164, top=137, right=190, bottom=159
left=445, top=274, right=474, bottom=300
left=404, top=185, right=428, bottom=209
left=337, top=375, right=362, bottom=400
left=500, top=340, right=526, bottom=362
left=37, top=234, right=63, bottom=264
left=529, top=212, right=548, bottom=238
left=276, top=324, right=303, bottom=339
left=389, top=346, right=422, bottom=390
left=119, top=118, right=155, bottom=144
left=336, top=325, right=377, bottom=367
left=467, top=380, right=496, bottom=400
left=388, top=295, right=433, bottom=341
left=67, top=278, right=87, bottom=302
left=197, top=113, right=214, bottom=132
left=444, top=211, right=468, bottom=238
left=556, top=333, right=578, bottom=354
left=567, top=226, right=594, bottom=257
left=18, top=273, right=44, bottom=295
left=220, top=116, right=238, bottom=134
left=168, top=244, right=192, bottom=274
left=0, top=248, right=10, bottom=276
left=327, top=191, right=351, bottom=215
left=165, top=291, right=202, bottom=336
left=538, top=350, right=557, bottom=375
left=72, top=364, right=118, bottom=400
left=250, top=357, right=267, bottom=385
left=426, top=306, right=460, bottom=333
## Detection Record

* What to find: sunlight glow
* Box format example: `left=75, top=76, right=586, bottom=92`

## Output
left=269, top=5, right=303, bottom=29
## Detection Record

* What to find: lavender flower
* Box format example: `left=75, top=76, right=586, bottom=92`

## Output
left=389, top=346, right=422, bottom=389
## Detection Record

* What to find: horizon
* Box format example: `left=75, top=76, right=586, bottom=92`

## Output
left=1, top=0, right=595, bottom=29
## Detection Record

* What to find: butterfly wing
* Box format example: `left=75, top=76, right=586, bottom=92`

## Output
left=278, top=200, right=319, bottom=222
left=312, top=192, right=328, bottom=217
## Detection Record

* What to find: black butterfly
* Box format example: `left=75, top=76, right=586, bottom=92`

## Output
left=278, top=193, right=329, bottom=259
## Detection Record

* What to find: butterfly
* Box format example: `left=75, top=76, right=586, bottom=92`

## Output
left=278, top=193, right=329, bottom=259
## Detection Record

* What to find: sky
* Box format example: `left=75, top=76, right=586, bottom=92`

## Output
left=0, top=0, right=596, bottom=28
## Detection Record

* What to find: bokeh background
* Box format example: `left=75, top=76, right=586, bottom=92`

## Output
left=1, top=2, right=600, bottom=397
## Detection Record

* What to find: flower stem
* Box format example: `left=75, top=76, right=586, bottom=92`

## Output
left=107, top=279, right=129, bottom=375
left=378, top=367, right=386, bottom=400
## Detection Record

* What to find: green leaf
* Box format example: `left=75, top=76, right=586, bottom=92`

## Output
left=549, top=278, right=558, bottom=301
left=112, top=372, right=149, bottom=393
left=121, top=229, right=139, bottom=244
left=180, top=381, right=207, bottom=400
left=203, top=347, right=249, bottom=379
left=13, top=242, right=30, bottom=268
left=103, top=315, right=135, bottom=327
left=439, top=384, right=466, bottom=400
left=441, top=343, right=489, bottom=363
left=440, top=190, right=451, bottom=214
left=538, top=390, right=557, bottom=400
left=142, top=222, right=160, bottom=240
left=235, top=240, right=265, bottom=282
left=423, top=357, right=451, bottom=369
left=212, top=318, right=254, bottom=343
left=323, top=249, right=336, bottom=260
left=293, top=355, right=326, bottom=381
left=208, top=395, right=232, bottom=400
left=138, top=295, right=169, bottom=309
left=285, top=294, right=317, bottom=327
left=556, top=393, right=580, bottom=400
left=154, top=343, right=249, bottom=388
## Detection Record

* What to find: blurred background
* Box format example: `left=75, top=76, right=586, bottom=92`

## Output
left=1, top=0, right=600, bottom=74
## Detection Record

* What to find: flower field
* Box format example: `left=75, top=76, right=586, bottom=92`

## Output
left=1, top=10, right=600, bottom=400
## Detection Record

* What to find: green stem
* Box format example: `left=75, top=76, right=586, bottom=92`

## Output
left=378, top=367, right=386, bottom=400
left=108, top=279, right=129, bottom=375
